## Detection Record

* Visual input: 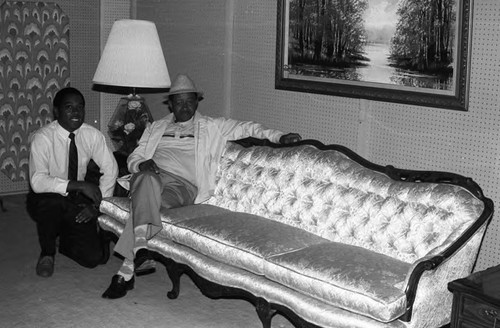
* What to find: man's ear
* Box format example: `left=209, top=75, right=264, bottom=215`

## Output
left=52, top=107, right=59, bottom=120
left=167, top=99, right=173, bottom=113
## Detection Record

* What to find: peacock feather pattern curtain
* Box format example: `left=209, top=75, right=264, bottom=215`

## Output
left=0, top=1, right=69, bottom=181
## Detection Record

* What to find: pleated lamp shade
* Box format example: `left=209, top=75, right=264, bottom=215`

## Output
left=92, top=19, right=171, bottom=89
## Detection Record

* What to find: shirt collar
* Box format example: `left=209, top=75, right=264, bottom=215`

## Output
left=55, top=121, right=80, bottom=138
left=172, top=116, right=195, bottom=126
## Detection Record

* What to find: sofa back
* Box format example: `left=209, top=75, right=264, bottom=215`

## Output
left=205, top=142, right=486, bottom=264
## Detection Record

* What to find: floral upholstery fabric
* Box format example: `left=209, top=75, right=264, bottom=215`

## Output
left=166, top=212, right=328, bottom=275
left=206, top=143, right=484, bottom=264
left=264, top=243, right=409, bottom=322
left=98, top=141, right=488, bottom=327
left=101, top=198, right=410, bottom=321
left=98, top=211, right=409, bottom=328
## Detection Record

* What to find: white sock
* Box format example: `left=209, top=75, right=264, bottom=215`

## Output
left=117, top=259, right=134, bottom=281
left=133, top=224, right=148, bottom=255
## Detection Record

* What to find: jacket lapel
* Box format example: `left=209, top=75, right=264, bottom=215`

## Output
left=144, top=114, right=172, bottom=159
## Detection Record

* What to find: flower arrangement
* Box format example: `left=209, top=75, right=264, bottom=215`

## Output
left=108, top=97, right=153, bottom=157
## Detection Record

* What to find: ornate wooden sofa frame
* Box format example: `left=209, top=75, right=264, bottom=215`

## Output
left=98, top=139, right=493, bottom=328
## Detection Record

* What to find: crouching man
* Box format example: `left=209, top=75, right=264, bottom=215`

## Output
left=27, top=87, right=118, bottom=277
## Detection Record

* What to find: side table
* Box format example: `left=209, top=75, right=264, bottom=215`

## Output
left=448, top=265, right=500, bottom=327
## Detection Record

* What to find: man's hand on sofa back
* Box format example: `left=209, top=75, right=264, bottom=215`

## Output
left=279, top=133, right=302, bottom=144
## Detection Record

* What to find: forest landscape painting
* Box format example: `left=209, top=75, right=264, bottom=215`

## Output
left=275, top=0, right=472, bottom=110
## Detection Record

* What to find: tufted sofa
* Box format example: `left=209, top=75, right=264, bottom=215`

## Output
left=98, top=139, right=493, bottom=328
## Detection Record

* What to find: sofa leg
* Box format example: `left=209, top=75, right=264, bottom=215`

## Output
left=164, top=258, right=182, bottom=299
left=256, top=298, right=276, bottom=328
left=156, top=256, right=323, bottom=328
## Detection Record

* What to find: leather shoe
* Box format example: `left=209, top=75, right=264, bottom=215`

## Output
left=134, top=248, right=155, bottom=276
left=102, top=274, right=134, bottom=299
left=36, top=255, right=54, bottom=277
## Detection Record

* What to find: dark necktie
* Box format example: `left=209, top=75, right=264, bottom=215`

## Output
left=68, top=132, right=78, bottom=181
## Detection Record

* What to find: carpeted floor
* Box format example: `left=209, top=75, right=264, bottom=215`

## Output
left=0, top=194, right=294, bottom=328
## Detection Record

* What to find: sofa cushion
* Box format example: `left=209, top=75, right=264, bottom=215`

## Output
left=99, top=197, right=231, bottom=226
left=264, top=243, right=410, bottom=322
left=159, top=204, right=232, bottom=224
left=166, top=212, right=329, bottom=275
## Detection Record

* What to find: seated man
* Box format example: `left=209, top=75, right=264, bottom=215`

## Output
left=27, top=87, right=118, bottom=277
left=102, top=74, right=301, bottom=298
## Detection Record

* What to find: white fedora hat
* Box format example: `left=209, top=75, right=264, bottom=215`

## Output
left=165, top=74, right=204, bottom=100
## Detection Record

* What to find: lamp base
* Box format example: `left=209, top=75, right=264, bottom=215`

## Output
left=108, top=94, right=154, bottom=156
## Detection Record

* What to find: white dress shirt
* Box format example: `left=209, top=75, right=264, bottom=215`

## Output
left=153, top=117, right=196, bottom=185
left=29, top=120, right=118, bottom=197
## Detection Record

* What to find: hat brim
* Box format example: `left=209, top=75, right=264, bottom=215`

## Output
left=165, top=89, right=204, bottom=101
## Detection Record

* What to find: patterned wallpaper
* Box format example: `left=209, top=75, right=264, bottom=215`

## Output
left=0, top=1, right=70, bottom=182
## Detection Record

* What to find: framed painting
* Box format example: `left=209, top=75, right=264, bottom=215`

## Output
left=275, top=0, right=473, bottom=111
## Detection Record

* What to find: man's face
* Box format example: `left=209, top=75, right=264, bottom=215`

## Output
left=168, top=92, right=198, bottom=122
left=56, top=93, right=85, bottom=132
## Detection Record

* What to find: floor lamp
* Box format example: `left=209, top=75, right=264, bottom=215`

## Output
left=92, top=19, right=170, bottom=157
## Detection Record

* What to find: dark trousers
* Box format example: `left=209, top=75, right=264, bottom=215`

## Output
left=26, top=191, right=105, bottom=268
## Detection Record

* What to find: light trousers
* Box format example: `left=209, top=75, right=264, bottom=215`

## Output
left=113, top=169, right=197, bottom=260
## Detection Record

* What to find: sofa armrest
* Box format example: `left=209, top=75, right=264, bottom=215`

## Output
left=400, top=195, right=492, bottom=325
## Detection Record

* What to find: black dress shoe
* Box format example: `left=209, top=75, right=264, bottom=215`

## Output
left=102, top=274, right=134, bottom=299
left=36, top=255, right=54, bottom=278
left=134, top=248, right=156, bottom=276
